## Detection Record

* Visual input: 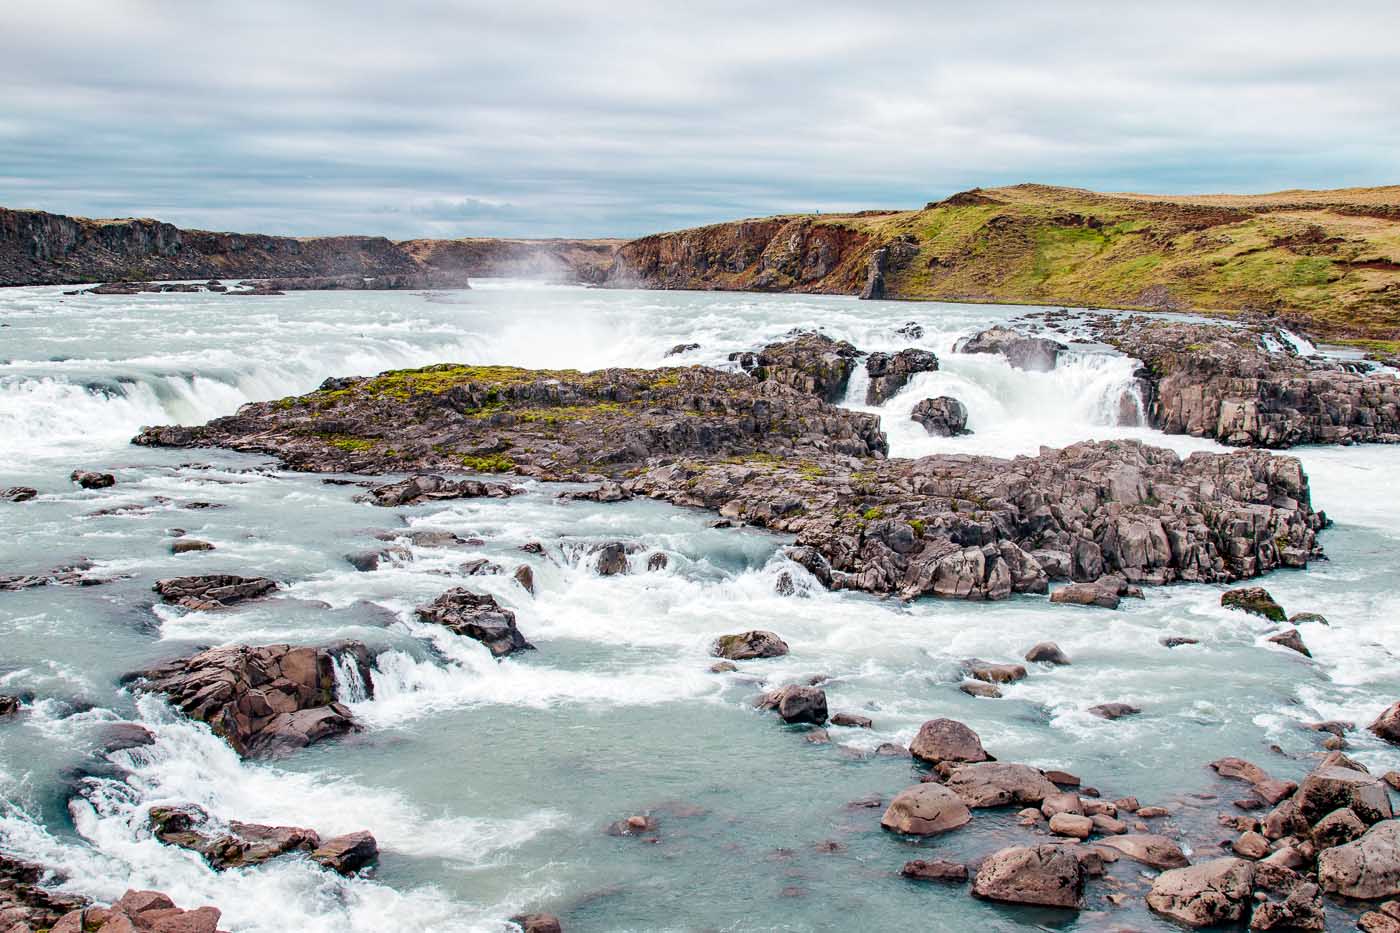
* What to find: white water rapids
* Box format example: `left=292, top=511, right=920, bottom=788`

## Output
left=1, top=281, right=1397, bottom=932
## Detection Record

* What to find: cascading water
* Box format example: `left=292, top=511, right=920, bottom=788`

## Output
left=2, top=282, right=1398, bottom=933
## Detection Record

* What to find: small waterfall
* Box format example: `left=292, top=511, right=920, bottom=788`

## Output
left=332, top=654, right=372, bottom=705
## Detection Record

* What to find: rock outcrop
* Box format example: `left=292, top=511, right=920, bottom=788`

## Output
left=629, top=439, right=1324, bottom=601
left=135, top=357, right=886, bottom=480
left=130, top=642, right=372, bottom=757
left=360, top=474, right=521, bottom=506
left=730, top=333, right=861, bottom=403
left=1091, top=316, right=1400, bottom=448
left=147, top=805, right=320, bottom=870
left=415, top=589, right=534, bottom=657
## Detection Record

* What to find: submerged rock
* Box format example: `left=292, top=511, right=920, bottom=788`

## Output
left=148, top=804, right=320, bottom=870
left=130, top=642, right=371, bottom=757
left=1088, top=703, right=1141, bottom=720
left=416, top=588, right=534, bottom=657
left=1097, top=833, right=1189, bottom=869
left=0, top=486, right=38, bottom=502
left=711, top=630, right=788, bottom=660
left=901, top=859, right=967, bottom=883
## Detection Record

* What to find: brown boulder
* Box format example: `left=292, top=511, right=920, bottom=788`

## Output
left=1147, top=858, right=1255, bottom=927
left=153, top=574, right=277, bottom=610
left=908, top=718, right=989, bottom=767
left=972, top=844, right=1083, bottom=908
left=1088, top=702, right=1141, bottom=720
left=755, top=685, right=827, bottom=724
left=1294, top=766, right=1394, bottom=826
left=1250, top=862, right=1325, bottom=931
left=945, top=762, right=1058, bottom=808
left=880, top=784, right=973, bottom=836
left=1024, top=642, right=1070, bottom=665
left=1312, top=807, right=1367, bottom=850
left=310, top=830, right=379, bottom=875
left=1317, top=820, right=1400, bottom=899
left=962, top=659, right=1027, bottom=684
left=416, top=588, right=534, bottom=657
left=1048, top=813, right=1093, bottom=839
left=901, top=859, right=967, bottom=882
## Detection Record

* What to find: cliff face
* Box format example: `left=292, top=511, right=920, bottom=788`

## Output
left=607, top=216, right=879, bottom=293
left=0, top=208, right=421, bottom=286
left=0, top=207, right=621, bottom=287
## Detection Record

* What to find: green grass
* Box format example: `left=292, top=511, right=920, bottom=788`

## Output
left=460, top=453, right=515, bottom=473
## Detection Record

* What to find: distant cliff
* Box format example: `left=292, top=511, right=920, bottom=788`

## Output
left=0, top=207, right=618, bottom=287
left=603, top=184, right=1400, bottom=346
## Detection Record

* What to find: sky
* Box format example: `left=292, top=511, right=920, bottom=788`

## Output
left=0, top=0, right=1396, bottom=239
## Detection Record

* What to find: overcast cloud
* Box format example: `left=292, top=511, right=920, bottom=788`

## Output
left=0, top=0, right=1396, bottom=238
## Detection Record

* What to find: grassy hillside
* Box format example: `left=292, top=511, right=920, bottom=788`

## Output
left=618, top=184, right=1400, bottom=349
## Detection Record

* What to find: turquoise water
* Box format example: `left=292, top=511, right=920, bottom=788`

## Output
left=0, top=282, right=1396, bottom=931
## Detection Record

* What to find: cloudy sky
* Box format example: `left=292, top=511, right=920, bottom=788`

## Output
left=0, top=0, right=1396, bottom=238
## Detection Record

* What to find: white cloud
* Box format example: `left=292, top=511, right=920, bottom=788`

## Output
left=0, top=0, right=1396, bottom=237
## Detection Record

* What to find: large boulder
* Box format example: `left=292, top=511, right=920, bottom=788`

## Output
left=956, top=327, right=1066, bottom=372
left=755, top=685, right=828, bottom=724
left=1317, top=820, right=1400, bottom=899
left=711, top=630, right=788, bottom=660
left=131, top=642, right=371, bottom=757
left=1294, top=766, right=1394, bottom=827
left=865, top=348, right=938, bottom=405
left=153, top=574, right=277, bottom=610
left=880, top=784, right=973, bottom=835
left=71, top=469, right=116, bottom=489
left=1371, top=701, right=1400, bottom=745
left=971, top=844, right=1083, bottom=908
left=908, top=718, right=989, bottom=767
left=416, top=588, right=534, bottom=657
left=1147, top=858, right=1256, bottom=928
left=909, top=396, right=969, bottom=436
left=945, top=762, right=1058, bottom=808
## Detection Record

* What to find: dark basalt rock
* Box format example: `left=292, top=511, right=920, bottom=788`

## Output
left=593, top=542, right=629, bottom=576
left=70, top=469, right=116, bottom=489
left=360, top=473, right=521, bottom=506
left=153, top=574, right=277, bottom=609
left=731, top=332, right=861, bottom=403
left=956, top=327, right=1066, bottom=372
left=628, top=439, right=1323, bottom=602
left=1089, top=315, right=1400, bottom=448
left=910, top=396, right=968, bottom=436
left=0, top=486, right=37, bottom=502
left=0, top=695, right=20, bottom=716
left=415, top=588, right=534, bottom=657
left=129, top=642, right=372, bottom=757
left=865, top=348, right=938, bottom=405
left=665, top=342, right=700, bottom=357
